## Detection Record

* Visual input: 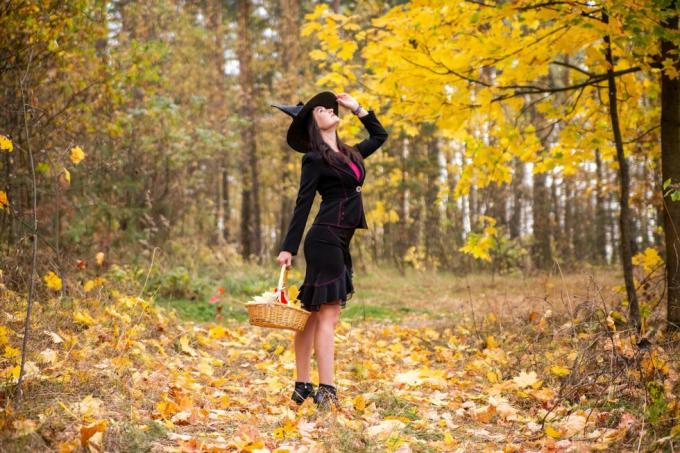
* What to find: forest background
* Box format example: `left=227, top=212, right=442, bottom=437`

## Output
left=1, top=0, right=679, bottom=451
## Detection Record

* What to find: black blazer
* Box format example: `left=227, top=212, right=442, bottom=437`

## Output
left=280, top=110, right=389, bottom=256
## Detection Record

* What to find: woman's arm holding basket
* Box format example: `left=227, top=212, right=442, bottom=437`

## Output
left=279, top=152, right=322, bottom=257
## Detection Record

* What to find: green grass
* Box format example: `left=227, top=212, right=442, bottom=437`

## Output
left=154, top=263, right=622, bottom=325
left=156, top=298, right=248, bottom=322
left=157, top=298, right=407, bottom=323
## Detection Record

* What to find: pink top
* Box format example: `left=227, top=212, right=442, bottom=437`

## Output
left=348, top=160, right=362, bottom=180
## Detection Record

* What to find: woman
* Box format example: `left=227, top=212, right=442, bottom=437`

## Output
left=271, top=91, right=388, bottom=409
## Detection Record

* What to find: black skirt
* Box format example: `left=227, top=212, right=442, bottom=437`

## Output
left=298, top=224, right=356, bottom=312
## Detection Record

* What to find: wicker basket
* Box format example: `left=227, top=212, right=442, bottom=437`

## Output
left=246, top=265, right=311, bottom=332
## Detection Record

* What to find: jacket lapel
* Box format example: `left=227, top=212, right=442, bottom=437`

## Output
left=329, top=157, right=365, bottom=183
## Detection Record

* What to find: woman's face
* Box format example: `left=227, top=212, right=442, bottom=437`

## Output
left=312, top=105, right=339, bottom=130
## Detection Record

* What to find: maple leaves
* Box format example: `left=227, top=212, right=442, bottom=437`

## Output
left=0, top=134, right=13, bottom=152
left=43, top=271, right=62, bottom=291
left=2, top=265, right=678, bottom=451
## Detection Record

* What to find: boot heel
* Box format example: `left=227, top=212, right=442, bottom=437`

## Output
left=291, top=381, right=315, bottom=405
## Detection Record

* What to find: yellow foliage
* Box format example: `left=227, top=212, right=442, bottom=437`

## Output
left=73, top=310, right=95, bottom=326
left=4, top=345, right=20, bottom=359
left=43, top=271, right=62, bottom=291
left=632, top=247, right=663, bottom=274
left=353, top=394, right=367, bottom=412
left=0, top=134, right=13, bottom=152
left=0, top=191, right=8, bottom=211
left=545, top=424, right=562, bottom=439
left=549, top=365, right=571, bottom=377
left=403, top=245, right=427, bottom=270
left=70, top=145, right=85, bottom=165
left=83, top=277, right=106, bottom=293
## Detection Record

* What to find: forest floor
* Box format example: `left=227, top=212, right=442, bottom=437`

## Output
left=1, top=265, right=678, bottom=452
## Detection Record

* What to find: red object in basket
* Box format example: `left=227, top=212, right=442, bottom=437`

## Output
left=279, top=290, right=288, bottom=304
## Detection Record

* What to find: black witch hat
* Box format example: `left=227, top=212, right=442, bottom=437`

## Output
left=271, top=91, right=339, bottom=153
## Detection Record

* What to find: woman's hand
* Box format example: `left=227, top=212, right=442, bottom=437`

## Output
left=336, top=93, right=359, bottom=112
left=277, top=251, right=292, bottom=268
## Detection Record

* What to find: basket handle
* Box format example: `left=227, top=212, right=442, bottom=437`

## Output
left=276, top=264, right=289, bottom=293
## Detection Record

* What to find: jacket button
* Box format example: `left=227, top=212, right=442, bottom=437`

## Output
left=356, top=186, right=362, bottom=192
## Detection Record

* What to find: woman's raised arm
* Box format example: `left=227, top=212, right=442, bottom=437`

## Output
left=353, top=110, right=388, bottom=159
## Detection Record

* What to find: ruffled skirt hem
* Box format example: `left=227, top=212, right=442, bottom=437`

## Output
left=299, top=266, right=354, bottom=312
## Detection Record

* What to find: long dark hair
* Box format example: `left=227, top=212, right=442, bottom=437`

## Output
left=306, top=113, right=364, bottom=168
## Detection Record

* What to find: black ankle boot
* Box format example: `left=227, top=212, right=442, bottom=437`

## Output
left=291, top=381, right=315, bottom=405
left=313, top=383, right=338, bottom=409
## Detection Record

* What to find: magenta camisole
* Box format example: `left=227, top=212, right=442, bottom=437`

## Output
left=348, top=160, right=362, bottom=180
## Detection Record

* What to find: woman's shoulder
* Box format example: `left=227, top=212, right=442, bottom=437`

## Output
left=302, top=151, right=323, bottom=165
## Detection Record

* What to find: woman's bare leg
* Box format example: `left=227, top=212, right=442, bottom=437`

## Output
left=294, top=312, right=318, bottom=382
left=315, top=302, right=341, bottom=386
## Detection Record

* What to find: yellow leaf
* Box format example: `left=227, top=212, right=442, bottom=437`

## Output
left=197, top=359, right=214, bottom=376
left=671, top=424, right=680, bottom=437
left=179, top=335, right=197, bottom=356
left=486, top=370, right=500, bottom=383
left=0, top=191, right=9, bottom=211
left=59, top=168, right=71, bottom=187
left=83, top=277, right=105, bottom=293
left=74, top=310, right=95, bottom=326
left=95, top=252, right=105, bottom=266
left=156, top=399, right=180, bottom=419
left=353, top=394, right=366, bottom=412
left=0, top=134, right=13, bottom=152
left=7, top=365, right=20, bottom=381
left=4, top=345, right=20, bottom=358
left=472, top=404, right=496, bottom=423
left=80, top=420, right=106, bottom=447
left=208, top=325, right=228, bottom=339
left=75, top=395, right=103, bottom=420
left=545, top=424, right=562, bottom=439
left=0, top=326, right=10, bottom=346
left=43, top=271, right=62, bottom=291
left=550, top=365, right=570, bottom=377
left=70, top=146, right=85, bottom=165
left=632, top=247, right=663, bottom=274
left=309, top=49, right=328, bottom=61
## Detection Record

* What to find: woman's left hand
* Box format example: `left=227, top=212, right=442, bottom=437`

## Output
left=336, top=93, right=359, bottom=111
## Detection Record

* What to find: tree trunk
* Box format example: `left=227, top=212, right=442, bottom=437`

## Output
left=509, top=157, right=524, bottom=239
left=594, top=149, right=608, bottom=264
left=532, top=170, right=552, bottom=270
left=209, top=0, right=228, bottom=245
left=660, top=0, right=680, bottom=329
left=236, top=0, right=259, bottom=259
left=424, top=134, right=441, bottom=266
left=604, top=17, right=640, bottom=329
left=562, top=175, right=574, bottom=263
left=276, top=0, right=300, bottom=255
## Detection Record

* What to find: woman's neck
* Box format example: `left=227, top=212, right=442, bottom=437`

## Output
left=320, top=129, right=339, bottom=152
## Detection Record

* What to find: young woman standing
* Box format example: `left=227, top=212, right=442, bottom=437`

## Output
left=271, top=91, right=388, bottom=409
